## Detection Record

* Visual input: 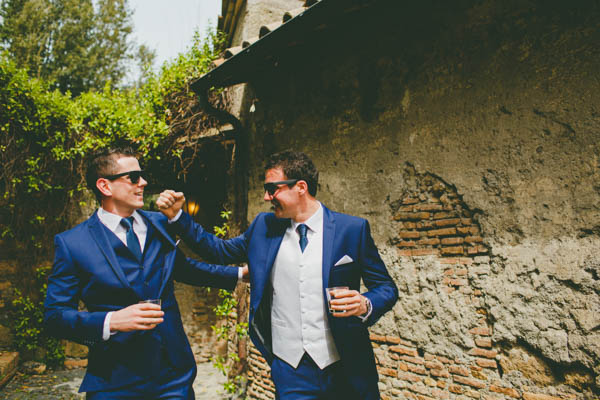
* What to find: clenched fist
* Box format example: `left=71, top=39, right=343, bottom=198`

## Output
left=156, top=190, right=185, bottom=220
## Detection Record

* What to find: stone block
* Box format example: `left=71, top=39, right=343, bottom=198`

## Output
left=0, top=351, right=19, bottom=388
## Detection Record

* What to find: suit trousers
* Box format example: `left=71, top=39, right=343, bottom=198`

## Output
left=271, top=353, right=358, bottom=400
left=85, top=363, right=195, bottom=400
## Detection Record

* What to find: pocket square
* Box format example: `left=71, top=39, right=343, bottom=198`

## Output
left=175, top=239, right=181, bottom=247
left=334, top=255, right=354, bottom=266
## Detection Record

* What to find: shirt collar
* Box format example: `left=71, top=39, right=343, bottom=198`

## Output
left=97, top=208, right=143, bottom=232
left=291, top=202, right=323, bottom=233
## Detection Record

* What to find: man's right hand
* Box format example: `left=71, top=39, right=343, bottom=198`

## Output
left=109, top=303, right=164, bottom=332
left=156, top=190, right=185, bottom=220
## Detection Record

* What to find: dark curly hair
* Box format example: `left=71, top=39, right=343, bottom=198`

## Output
left=265, top=151, right=319, bottom=196
left=85, top=147, right=138, bottom=201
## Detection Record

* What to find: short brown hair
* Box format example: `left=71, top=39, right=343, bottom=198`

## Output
left=85, top=147, right=137, bottom=201
left=265, top=151, right=319, bottom=196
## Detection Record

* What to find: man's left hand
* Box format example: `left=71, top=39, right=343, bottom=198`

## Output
left=329, top=289, right=368, bottom=317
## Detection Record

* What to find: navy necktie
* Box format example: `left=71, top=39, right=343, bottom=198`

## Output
left=120, top=217, right=142, bottom=261
left=297, top=224, right=308, bottom=253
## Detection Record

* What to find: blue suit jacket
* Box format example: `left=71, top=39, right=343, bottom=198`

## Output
left=44, top=210, right=239, bottom=393
left=174, top=205, right=398, bottom=399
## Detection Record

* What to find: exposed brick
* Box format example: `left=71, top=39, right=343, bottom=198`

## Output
left=432, top=211, right=458, bottom=219
left=443, top=268, right=455, bottom=276
left=417, top=203, right=444, bottom=211
left=400, top=231, right=421, bottom=239
left=436, top=355, right=453, bottom=364
left=410, top=248, right=440, bottom=256
left=441, top=237, right=464, bottom=245
left=418, top=238, right=441, bottom=246
left=475, top=338, right=492, bottom=348
left=465, top=236, right=483, bottom=243
left=404, top=221, right=417, bottom=229
left=398, top=241, right=417, bottom=248
left=473, top=290, right=483, bottom=296
left=409, top=383, right=431, bottom=396
left=469, top=347, right=497, bottom=359
left=398, top=371, right=423, bottom=383
left=475, top=358, right=498, bottom=368
left=441, top=246, right=464, bottom=255
left=404, top=363, right=428, bottom=375
left=370, top=333, right=387, bottom=343
left=423, top=377, right=437, bottom=387
left=449, top=278, right=468, bottom=286
left=453, top=375, right=486, bottom=389
left=467, top=245, right=488, bottom=255
left=489, top=385, right=520, bottom=398
left=430, top=368, right=450, bottom=378
left=522, top=393, right=563, bottom=400
left=416, top=220, right=436, bottom=230
left=457, top=226, right=479, bottom=235
left=398, top=249, right=413, bottom=256
left=399, top=355, right=425, bottom=365
left=424, top=360, right=444, bottom=370
left=435, top=218, right=461, bottom=227
left=403, top=198, right=419, bottom=205
left=427, top=228, right=457, bottom=237
left=460, top=218, right=473, bottom=225
left=437, top=380, right=447, bottom=388
left=469, top=326, right=491, bottom=336
left=424, top=353, right=435, bottom=361
left=378, top=367, right=398, bottom=377
left=431, top=388, right=450, bottom=399
left=395, top=212, right=431, bottom=221
left=384, top=336, right=404, bottom=345
left=448, top=384, right=464, bottom=394
left=465, top=389, right=482, bottom=399
left=448, top=365, right=470, bottom=376
left=455, top=268, right=468, bottom=276
left=471, top=369, right=487, bottom=380
left=399, top=205, right=415, bottom=212
left=391, top=346, right=418, bottom=357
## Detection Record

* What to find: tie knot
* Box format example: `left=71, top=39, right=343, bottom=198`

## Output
left=297, top=223, right=308, bottom=237
left=120, top=216, right=135, bottom=231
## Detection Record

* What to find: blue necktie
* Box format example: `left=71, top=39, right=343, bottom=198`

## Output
left=121, top=217, right=142, bottom=261
left=297, top=224, right=308, bottom=253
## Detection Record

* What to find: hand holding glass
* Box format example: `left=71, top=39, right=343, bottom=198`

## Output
left=326, top=286, right=349, bottom=315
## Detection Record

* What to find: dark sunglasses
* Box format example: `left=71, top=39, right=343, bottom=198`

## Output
left=263, top=179, right=299, bottom=196
left=102, top=170, right=145, bottom=184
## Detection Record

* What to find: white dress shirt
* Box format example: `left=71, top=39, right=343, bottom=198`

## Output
left=97, top=208, right=147, bottom=340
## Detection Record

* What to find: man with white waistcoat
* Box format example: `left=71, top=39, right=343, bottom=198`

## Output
left=157, top=150, right=398, bottom=399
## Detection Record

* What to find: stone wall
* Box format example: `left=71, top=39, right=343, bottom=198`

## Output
left=227, top=0, right=600, bottom=398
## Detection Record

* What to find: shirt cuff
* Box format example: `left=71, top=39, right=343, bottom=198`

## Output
left=238, top=267, right=243, bottom=281
left=102, top=312, right=113, bottom=340
left=358, top=297, right=373, bottom=323
left=168, top=209, right=183, bottom=223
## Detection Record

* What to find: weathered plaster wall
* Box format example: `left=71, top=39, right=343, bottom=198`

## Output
left=235, top=0, right=600, bottom=398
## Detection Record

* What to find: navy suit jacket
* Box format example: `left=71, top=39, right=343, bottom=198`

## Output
left=44, top=210, right=239, bottom=393
left=174, top=205, right=398, bottom=398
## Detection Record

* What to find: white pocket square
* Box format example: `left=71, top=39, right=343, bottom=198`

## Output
left=334, top=255, right=354, bottom=266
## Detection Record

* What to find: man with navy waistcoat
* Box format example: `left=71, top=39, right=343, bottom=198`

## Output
left=157, top=151, right=398, bottom=399
left=44, top=147, right=246, bottom=399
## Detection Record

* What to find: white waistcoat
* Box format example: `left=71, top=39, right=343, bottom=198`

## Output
left=270, top=207, right=340, bottom=369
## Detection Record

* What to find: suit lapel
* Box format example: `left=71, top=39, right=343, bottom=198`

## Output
left=138, top=210, right=178, bottom=297
left=88, top=212, right=134, bottom=291
left=321, top=205, right=336, bottom=291
left=254, top=217, right=288, bottom=309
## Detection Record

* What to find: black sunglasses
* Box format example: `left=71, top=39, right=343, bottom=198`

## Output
left=102, top=170, right=145, bottom=184
left=263, top=179, right=299, bottom=196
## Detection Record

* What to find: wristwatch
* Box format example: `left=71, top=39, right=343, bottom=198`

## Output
left=358, top=296, right=373, bottom=322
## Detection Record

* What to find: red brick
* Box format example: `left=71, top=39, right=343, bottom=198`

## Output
left=424, top=353, right=435, bottom=361
left=460, top=218, right=473, bottom=225
left=424, top=360, right=444, bottom=370
left=432, top=211, right=458, bottom=219
left=398, top=371, right=423, bottom=383
left=378, top=367, right=398, bottom=377
left=398, top=249, right=413, bottom=256
left=448, top=384, right=464, bottom=394
left=475, top=358, right=498, bottom=369
left=457, top=226, right=479, bottom=235
left=403, top=221, right=417, bottom=229
left=453, top=375, right=486, bottom=389
left=417, top=238, right=440, bottom=246
left=441, top=237, right=464, bottom=245
left=427, top=228, right=457, bottom=237
left=400, top=231, right=421, bottom=239
left=399, top=205, right=415, bottom=212
left=399, top=355, right=425, bottom=365
left=465, top=236, right=483, bottom=243
left=431, top=389, right=450, bottom=399
left=448, top=365, right=470, bottom=376
left=417, top=203, right=444, bottom=211
left=441, top=246, right=464, bottom=255
left=475, top=338, right=492, bottom=348
left=416, top=220, right=436, bottom=230
left=448, top=278, right=468, bottom=286
left=410, top=248, right=440, bottom=256
left=469, top=347, right=497, bottom=359
left=384, top=336, right=404, bottom=345
left=391, top=346, right=418, bottom=357
left=435, top=218, right=461, bottom=227
left=465, top=389, right=482, bottom=399
left=398, top=241, right=417, bottom=248
left=489, top=385, right=520, bottom=398
left=522, top=393, right=563, bottom=400
left=469, top=326, right=491, bottom=336
left=455, top=268, right=468, bottom=276
left=370, top=334, right=387, bottom=343
left=403, top=198, right=419, bottom=205
left=467, top=245, right=488, bottom=255
left=431, top=368, right=450, bottom=378
left=443, top=268, right=455, bottom=276
left=405, top=363, right=427, bottom=375
left=395, top=212, right=431, bottom=221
